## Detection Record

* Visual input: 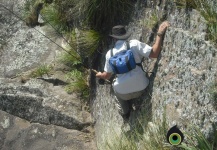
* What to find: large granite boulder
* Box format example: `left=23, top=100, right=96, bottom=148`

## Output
left=0, top=0, right=96, bottom=149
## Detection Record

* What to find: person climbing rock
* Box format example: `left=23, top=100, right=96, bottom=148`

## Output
left=96, top=21, right=170, bottom=120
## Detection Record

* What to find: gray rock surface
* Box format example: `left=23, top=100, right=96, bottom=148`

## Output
left=93, top=0, right=217, bottom=148
left=0, top=110, right=95, bottom=150
left=0, top=0, right=96, bottom=149
left=1, top=0, right=217, bottom=149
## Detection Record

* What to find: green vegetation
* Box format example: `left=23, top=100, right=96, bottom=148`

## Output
left=179, top=124, right=217, bottom=150
left=104, top=102, right=217, bottom=150
left=174, top=0, right=217, bottom=44
left=104, top=106, right=173, bottom=150
left=69, top=29, right=102, bottom=58
left=23, top=0, right=37, bottom=18
left=23, top=0, right=134, bottom=100
left=104, top=121, right=217, bottom=150
left=23, top=0, right=36, bottom=12
left=41, top=4, right=70, bottom=33
left=67, top=0, right=134, bottom=33
left=30, top=64, right=53, bottom=78
left=59, top=49, right=89, bottom=100
left=141, top=10, right=159, bottom=29
left=105, top=121, right=174, bottom=150
left=41, top=0, right=134, bottom=34
left=22, top=0, right=217, bottom=148
left=58, top=29, right=101, bottom=101
left=65, top=69, right=89, bottom=101
left=59, top=49, right=82, bottom=69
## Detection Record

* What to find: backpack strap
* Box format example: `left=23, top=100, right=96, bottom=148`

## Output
left=136, top=57, right=145, bottom=72
left=110, top=48, right=119, bottom=73
left=110, top=41, right=144, bottom=73
left=126, top=41, right=145, bottom=72
left=110, top=47, right=114, bottom=57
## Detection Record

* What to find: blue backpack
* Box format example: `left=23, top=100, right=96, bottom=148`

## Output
left=109, top=42, right=138, bottom=74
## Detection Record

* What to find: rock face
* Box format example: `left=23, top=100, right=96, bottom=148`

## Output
left=0, top=0, right=96, bottom=149
left=0, top=110, right=95, bottom=150
left=1, top=0, right=217, bottom=149
left=93, top=0, right=217, bottom=148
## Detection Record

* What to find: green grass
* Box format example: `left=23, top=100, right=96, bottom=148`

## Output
left=69, top=0, right=134, bottom=33
left=104, top=105, right=173, bottom=150
left=70, top=29, right=102, bottom=58
left=30, top=64, right=53, bottom=78
left=104, top=121, right=174, bottom=150
left=58, top=45, right=89, bottom=101
left=59, top=48, right=82, bottom=69
left=104, top=102, right=217, bottom=150
left=41, top=0, right=134, bottom=34
left=22, top=0, right=37, bottom=18
left=179, top=124, right=217, bottom=150
left=58, top=29, right=101, bottom=101
left=104, top=120, right=217, bottom=150
left=65, top=69, right=89, bottom=101
left=41, top=3, right=70, bottom=33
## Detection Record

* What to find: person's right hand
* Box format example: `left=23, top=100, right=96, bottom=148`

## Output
left=158, top=21, right=170, bottom=34
left=96, top=72, right=103, bottom=78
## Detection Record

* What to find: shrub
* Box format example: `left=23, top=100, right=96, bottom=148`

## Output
left=70, top=0, right=134, bottom=33
left=41, top=3, right=70, bottom=33
left=70, top=29, right=102, bottom=58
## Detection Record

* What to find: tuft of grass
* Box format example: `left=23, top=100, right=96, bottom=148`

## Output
left=23, top=0, right=37, bottom=12
left=41, top=3, right=70, bottom=33
left=59, top=48, right=82, bottom=69
left=64, top=69, right=89, bottom=101
left=70, top=29, right=102, bottom=58
left=22, top=0, right=37, bottom=18
left=105, top=132, right=138, bottom=150
left=179, top=124, right=217, bottom=150
left=30, top=64, right=53, bottom=78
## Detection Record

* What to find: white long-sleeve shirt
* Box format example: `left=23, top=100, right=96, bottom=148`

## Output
left=104, top=40, right=152, bottom=94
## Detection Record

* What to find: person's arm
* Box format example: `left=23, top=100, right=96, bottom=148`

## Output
left=149, top=21, right=170, bottom=58
left=96, top=72, right=112, bottom=80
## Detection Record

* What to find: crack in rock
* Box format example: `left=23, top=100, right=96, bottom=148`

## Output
left=0, top=85, right=92, bottom=131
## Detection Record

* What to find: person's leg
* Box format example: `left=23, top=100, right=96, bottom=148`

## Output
left=114, top=96, right=130, bottom=116
left=114, top=90, right=144, bottom=115
left=124, top=90, right=144, bottom=110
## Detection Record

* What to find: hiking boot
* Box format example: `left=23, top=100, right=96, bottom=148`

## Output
left=122, top=111, right=131, bottom=122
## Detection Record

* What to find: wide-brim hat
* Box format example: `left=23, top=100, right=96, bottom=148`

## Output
left=109, top=25, right=131, bottom=40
